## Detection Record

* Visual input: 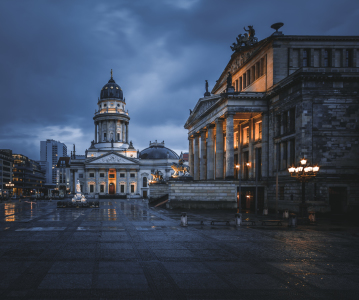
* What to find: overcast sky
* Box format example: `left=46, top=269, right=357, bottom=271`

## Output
left=0, top=0, right=358, bottom=160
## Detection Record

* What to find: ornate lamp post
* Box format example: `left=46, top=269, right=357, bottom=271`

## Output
left=288, top=158, right=319, bottom=221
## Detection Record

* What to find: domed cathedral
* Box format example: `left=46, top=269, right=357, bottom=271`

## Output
left=66, top=70, right=179, bottom=199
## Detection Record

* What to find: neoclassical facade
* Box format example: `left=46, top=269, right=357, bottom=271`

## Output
left=185, top=27, right=359, bottom=213
left=58, top=72, right=179, bottom=198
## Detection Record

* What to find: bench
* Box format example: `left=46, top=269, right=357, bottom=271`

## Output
left=261, top=220, right=282, bottom=226
left=241, top=219, right=256, bottom=226
left=211, top=220, right=230, bottom=226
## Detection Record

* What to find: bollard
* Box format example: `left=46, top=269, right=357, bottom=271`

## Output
left=283, top=209, right=289, bottom=219
left=180, top=212, right=188, bottom=227
left=235, top=213, right=242, bottom=226
left=308, top=211, right=316, bottom=223
left=288, top=213, right=297, bottom=228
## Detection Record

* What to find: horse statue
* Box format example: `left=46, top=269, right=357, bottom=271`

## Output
left=171, top=159, right=190, bottom=177
left=151, top=170, right=164, bottom=182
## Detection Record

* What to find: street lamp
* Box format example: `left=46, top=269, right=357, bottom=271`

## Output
left=288, top=158, right=319, bottom=222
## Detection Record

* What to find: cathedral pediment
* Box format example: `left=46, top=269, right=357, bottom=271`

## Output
left=87, top=153, right=136, bottom=164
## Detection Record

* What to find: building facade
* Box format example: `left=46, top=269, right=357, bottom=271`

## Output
left=40, top=139, right=68, bottom=184
left=185, top=26, right=359, bottom=213
left=12, top=154, right=46, bottom=197
left=62, top=72, right=179, bottom=198
left=0, top=149, right=13, bottom=198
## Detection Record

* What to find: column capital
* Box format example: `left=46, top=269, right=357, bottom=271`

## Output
left=224, top=111, right=236, bottom=118
left=200, top=128, right=207, bottom=133
left=215, top=117, right=225, bottom=124
left=206, top=123, right=215, bottom=129
left=193, top=132, right=201, bottom=137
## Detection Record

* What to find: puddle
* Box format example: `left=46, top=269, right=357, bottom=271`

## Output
left=16, top=227, right=66, bottom=231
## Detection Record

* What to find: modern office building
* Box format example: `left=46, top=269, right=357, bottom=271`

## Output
left=40, top=139, right=67, bottom=184
left=0, top=149, right=13, bottom=198
left=12, top=154, right=46, bottom=197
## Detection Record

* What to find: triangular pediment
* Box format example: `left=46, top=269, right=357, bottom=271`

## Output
left=88, top=153, right=136, bottom=164
left=186, top=96, right=221, bottom=126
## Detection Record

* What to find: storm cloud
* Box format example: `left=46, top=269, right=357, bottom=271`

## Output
left=1, top=0, right=358, bottom=159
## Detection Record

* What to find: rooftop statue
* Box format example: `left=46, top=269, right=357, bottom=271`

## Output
left=230, top=25, right=258, bottom=52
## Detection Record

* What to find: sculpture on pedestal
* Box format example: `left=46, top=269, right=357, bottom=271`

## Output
left=72, top=179, right=87, bottom=203
left=171, top=159, right=191, bottom=178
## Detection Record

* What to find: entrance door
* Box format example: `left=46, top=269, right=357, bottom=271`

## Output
left=109, top=183, right=115, bottom=195
left=143, top=190, right=147, bottom=198
left=329, top=187, right=347, bottom=214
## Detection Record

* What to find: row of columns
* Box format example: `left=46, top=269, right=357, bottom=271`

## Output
left=94, top=120, right=129, bottom=143
left=189, top=112, right=235, bottom=180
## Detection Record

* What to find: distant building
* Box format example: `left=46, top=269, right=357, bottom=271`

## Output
left=12, top=154, right=46, bottom=197
left=55, top=157, right=71, bottom=196
left=179, top=152, right=189, bottom=162
left=0, top=149, right=13, bottom=198
left=40, top=139, right=67, bottom=184
left=185, top=25, right=359, bottom=213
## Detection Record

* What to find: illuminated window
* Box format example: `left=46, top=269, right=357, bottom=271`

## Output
left=110, top=86, right=113, bottom=89
left=105, top=87, right=108, bottom=89
left=116, top=87, right=119, bottom=89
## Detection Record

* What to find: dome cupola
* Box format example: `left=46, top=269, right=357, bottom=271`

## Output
left=139, top=140, right=179, bottom=159
left=100, top=70, right=124, bottom=100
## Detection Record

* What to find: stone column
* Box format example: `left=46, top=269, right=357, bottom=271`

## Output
left=116, top=169, right=120, bottom=194
left=215, top=118, right=224, bottom=179
left=188, top=137, right=194, bottom=177
left=200, top=129, right=207, bottom=180
left=105, top=168, right=109, bottom=194
left=123, top=123, right=127, bottom=143
left=193, top=133, right=200, bottom=180
left=95, top=169, right=99, bottom=193
left=207, top=124, right=215, bottom=180
left=126, top=169, right=130, bottom=195
left=114, top=120, right=117, bottom=141
left=248, top=117, right=254, bottom=179
left=126, top=122, right=129, bottom=143
left=261, top=113, right=269, bottom=179
left=94, top=122, right=97, bottom=143
left=136, top=171, right=141, bottom=194
left=84, top=168, right=87, bottom=193
left=225, top=112, right=235, bottom=179
left=106, top=120, right=110, bottom=142
left=99, top=121, right=102, bottom=142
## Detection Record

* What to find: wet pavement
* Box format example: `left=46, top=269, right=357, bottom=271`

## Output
left=0, top=199, right=358, bottom=300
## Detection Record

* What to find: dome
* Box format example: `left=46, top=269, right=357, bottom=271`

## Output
left=100, top=71, right=124, bottom=100
left=140, top=141, right=179, bottom=159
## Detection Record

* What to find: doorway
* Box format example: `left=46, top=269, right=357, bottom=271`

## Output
left=109, top=183, right=115, bottom=195
left=329, top=187, right=347, bottom=214
left=143, top=190, right=148, bottom=198
left=238, top=187, right=264, bottom=213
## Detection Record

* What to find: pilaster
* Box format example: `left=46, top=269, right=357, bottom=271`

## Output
left=225, top=113, right=235, bottom=179
left=200, top=129, right=207, bottom=180
left=193, top=133, right=200, bottom=180
left=206, top=124, right=215, bottom=180
left=188, top=137, right=194, bottom=177
left=215, top=118, right=224, bottom=179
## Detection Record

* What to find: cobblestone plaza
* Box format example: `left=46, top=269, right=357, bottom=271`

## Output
left=0, top=199, right=358, bottom=299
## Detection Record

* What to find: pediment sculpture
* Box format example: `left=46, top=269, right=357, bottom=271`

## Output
left=91, top=154, right=134, bottom=164
left=230, top=25, right=258, bottom=52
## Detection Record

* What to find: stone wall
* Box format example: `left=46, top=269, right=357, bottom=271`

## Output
left=149, top=183, right=168, bottom=200
left=167, top=180, right=237, bottom=209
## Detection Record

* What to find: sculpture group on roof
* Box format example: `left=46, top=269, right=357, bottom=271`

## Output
left=230, top=25, right=258, bottom=52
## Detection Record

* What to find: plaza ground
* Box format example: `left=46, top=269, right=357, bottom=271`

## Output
left=0, top=199, right=358, bottom=300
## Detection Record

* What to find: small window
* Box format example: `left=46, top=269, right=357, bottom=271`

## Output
left=89, top=173, right=94, bottom=178
left=131, top=184, right=135, bottom=193
left=104, top=104, right=107, bottom=107
left=121, top=185, right=125, bottom=193
left=104, top=133, right=107, bottom=141
left=100, top=173, right=105, bottom=177
left=120, top=173, right=125, bottom=178
left=345, top=49, right=353, bottom=67
left=90, top=185, right=94, bottom=193
left=79, top=174, right=83, bottom=178
left=302, top=49, right=310, bottom=67
left=130, top=173, right=135, bottom=178
left=323, top=49, right=331, bottom=67
left=100, top=185, right=104, bottom=193
left=109, top=174, right=115, bottom=179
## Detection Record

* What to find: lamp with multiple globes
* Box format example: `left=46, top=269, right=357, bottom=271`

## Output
left=288, top=158, right=319, bottom=221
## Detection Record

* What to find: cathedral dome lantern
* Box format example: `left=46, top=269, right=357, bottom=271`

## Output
left=100, top=70, right=124, bottom=101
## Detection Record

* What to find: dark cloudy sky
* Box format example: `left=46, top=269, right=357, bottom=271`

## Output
left=1, top=0, right=358, bottom=160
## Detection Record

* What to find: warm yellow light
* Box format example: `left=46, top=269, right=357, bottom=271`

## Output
left=236, top=164, right=240, bottom=169
left=246, top=162, right=250, bottom=167
left=298, top=166, right=303, bottom=172
left=313, top=166, right=319, bottom=172
left=300, top=158, right=307, bottom=165
left=288, top=167, right=295, bottom=173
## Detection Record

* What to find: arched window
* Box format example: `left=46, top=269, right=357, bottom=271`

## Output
left=143, top=177, right=147, bottom=188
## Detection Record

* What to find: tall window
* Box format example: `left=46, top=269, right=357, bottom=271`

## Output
left=323, top=49, right=331, bottom=67
left=100, top=185, right=104, bottom=193
left=243, top=73, right=247, bottom=89
left=239, top=77, right=242, bottom=91
left=131, top=184, right=135, bottom=193
left=345, top=49, right=352, bottom=67
left=302, top=49, right=310, bottom=67
left=243, top=127, right=249, bottom=144
left=103, top=133, right=107, bottom=141
left=90, top=185, right=94, bottom=193
left=143, top=177, right=147, bottom=188
left=121, top=185, right=125, bottom=193
left=275, top=115, right=281, bottom=136
left=282, top=113, right=288, bottom=134
left=243, top=151, right=249, bottom=180
left=255, top=122, right=262, bottom=140
left=289, top=139, right=295, bottom=166
left=289, top=108, right=295, bottom=133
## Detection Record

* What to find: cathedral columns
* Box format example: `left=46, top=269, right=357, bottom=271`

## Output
left=98, top=121, right=102, bottom=142
left=126, top=122, right=129, bottom=143
left=188, top=137, right=194, bottom=177
left=116, top=169, right=120, bottom=194
left=114, top=121, right=117, bottom=141
left=207, top=124, right=215, bottom=180
left=94, top=122, right=97, bottom=143
left=105, top=168, right=109, bottom=194
left=136, top=171, right=140, bottom=194
left=193, top=133, right=200, bottom=180
left=95, top=169, right=99, bottom=193
left=123, top=123, right=127, bottom=143
left=200, top=129, right=207, bottom=180
left=225, top=112, right=235, bottom=179
left=126, top=169, right=130, bottom=194
left=106, top=120, right=110, bottom=142
left=215, top=118, right=224, bottom=179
